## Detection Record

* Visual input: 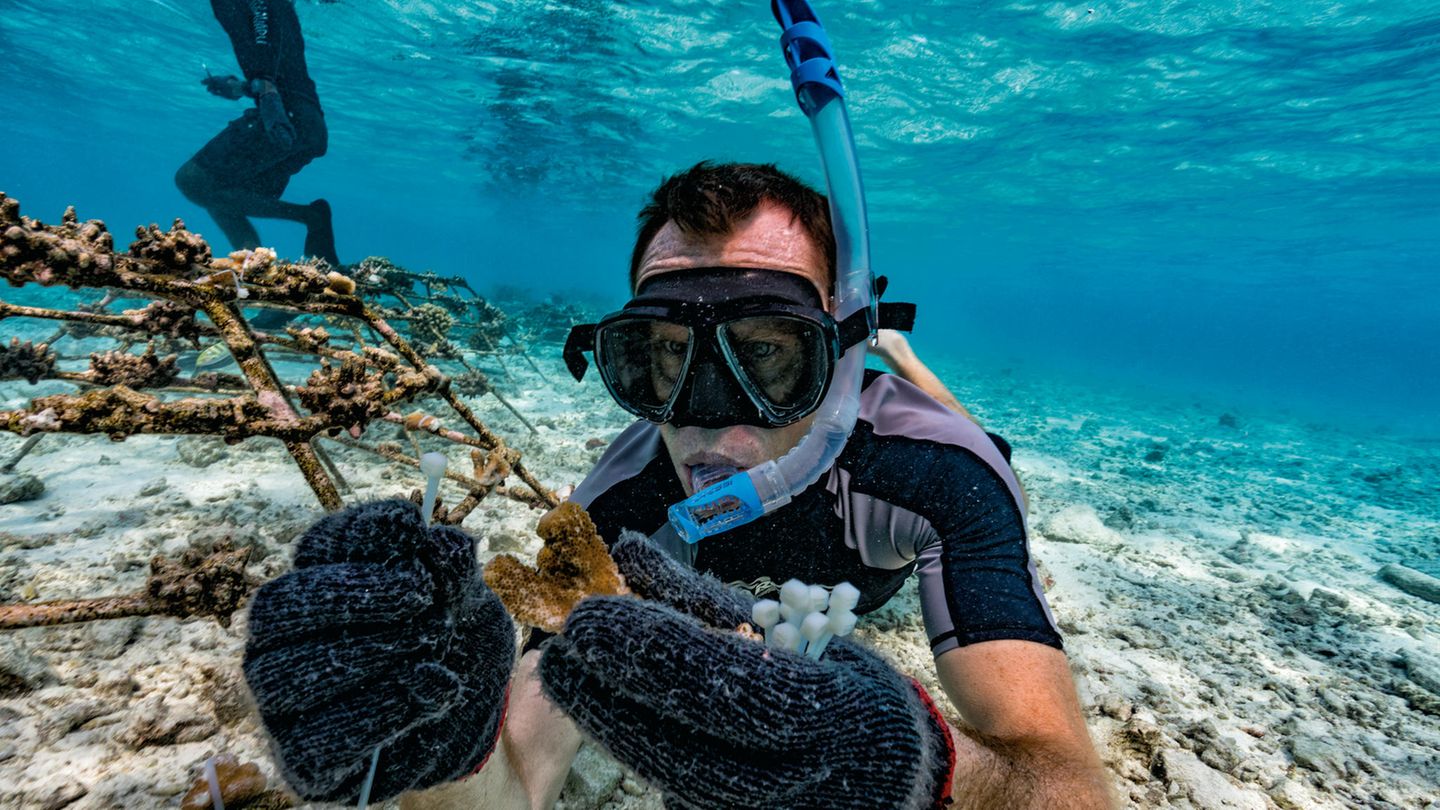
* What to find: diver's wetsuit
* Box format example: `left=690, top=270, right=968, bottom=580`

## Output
left=534, top=371, right=1061, bottom=657
left=194, top=0, right=326, bottom=198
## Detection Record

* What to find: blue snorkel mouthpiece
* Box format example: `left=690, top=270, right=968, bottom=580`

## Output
left=668, top=0, right=875, bottom=543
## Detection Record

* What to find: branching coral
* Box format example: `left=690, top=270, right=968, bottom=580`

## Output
left=296, top=357, right=409, bottom=437
left=466, top=297, right=509, bottom=346
left=2, top=386, right=278, bottom=442
left=125, top=300, right=206, bottom=343
left=284, top=325, right=332, bottom=353
left=88, top=345, right=180, bottom=388
left=357, top=345, right=404, bottom=371
left=421, top=339, right=463, bottom=360
left=0, top=338, right=56, bottom=383
left=1, top=194, right=556, bottom=513
left=483, top=503, right=625, bottom=633
left=237, top=252, right=333, bottom=298
left=407, top=303, right=455, bottom=341
left=354, top=255, right=407, bottom=295
left=0, top=199, right=116, bottom=287
left=471, top=446, right=515, bottom=486
left=129, top=219, right=213, bottom=271
left=435, top=292, right=470, bottom=316
left=450, top=370, right=491, bottom=396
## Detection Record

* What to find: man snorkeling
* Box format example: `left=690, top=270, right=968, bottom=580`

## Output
left=174, top=0, right=340, bottom=274
left=241, top=163, right=1113, bottom=808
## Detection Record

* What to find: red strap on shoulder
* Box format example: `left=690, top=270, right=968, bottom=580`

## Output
left=908, top=677, right=957, bottom=808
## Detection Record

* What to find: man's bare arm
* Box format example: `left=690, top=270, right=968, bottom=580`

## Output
left=936, top=640, right=1114, bottom=809
left=401, top=650, right=583, bottom=810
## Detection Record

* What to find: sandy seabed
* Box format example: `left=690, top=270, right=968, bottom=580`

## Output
left=1, top=340, right=1437, bottom=810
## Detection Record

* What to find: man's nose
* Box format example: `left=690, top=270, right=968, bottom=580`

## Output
left=675, top=359, right=754, bottom=429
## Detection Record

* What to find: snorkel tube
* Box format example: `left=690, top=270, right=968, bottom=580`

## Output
left=668, top=0, right=874, bottom=543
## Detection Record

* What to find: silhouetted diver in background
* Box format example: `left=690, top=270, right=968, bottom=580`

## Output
left=175, top=0, right=340, bottom=272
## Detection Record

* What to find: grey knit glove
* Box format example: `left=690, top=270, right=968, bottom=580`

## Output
left=539, top=532, right=956, bottom=810
left=243, top=499, right=514, bottom=804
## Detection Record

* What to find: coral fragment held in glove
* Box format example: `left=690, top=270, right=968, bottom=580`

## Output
left=483, top=502, right=625, bottom=633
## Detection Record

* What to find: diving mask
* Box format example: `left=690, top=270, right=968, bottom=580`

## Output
left=564, top=268, right=913, bottom=429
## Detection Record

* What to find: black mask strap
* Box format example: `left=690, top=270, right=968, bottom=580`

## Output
left=563, top=324, right=595, bottom=381
left=835, top=300, right=916, bottom=355
left=878, top=300, right=916, bottom=331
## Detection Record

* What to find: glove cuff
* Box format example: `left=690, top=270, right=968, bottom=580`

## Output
left=909, top=678, right=957, bottom=809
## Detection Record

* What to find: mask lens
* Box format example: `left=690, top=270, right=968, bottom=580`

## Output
left=719, top=315, right=830, bottom=416
left=596, top=318, right=693, bottom=418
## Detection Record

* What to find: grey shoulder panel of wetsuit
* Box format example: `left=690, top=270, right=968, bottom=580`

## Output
left=857, top=372, right=1027, bottom=517
left=570, top=422, right=696, bottom=566
left=822, top=372, right=1026, bottom=568
left=570, top=420, right=663, bottom=509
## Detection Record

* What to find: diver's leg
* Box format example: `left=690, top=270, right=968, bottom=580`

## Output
left=181, top=163, right=332, bottom=263
left=176, top=159, right=262, bottom=250
left=177, top=113, right=323, bottom=253
left=198, top=177, right=337, bottom=266
left=302, top=199, right=340, bottom=267
left=228, top=192, right=315, bottom=224
left=871, top=329, right=977, bottom=422
left=207, top=207, right=263, bottom=251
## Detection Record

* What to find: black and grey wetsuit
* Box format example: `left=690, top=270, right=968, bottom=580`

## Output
left=570, top=370, right=1062, bottom=657
left=196, top=0, right=326, bottom=195
left=213, top=0, right=320, bottom=108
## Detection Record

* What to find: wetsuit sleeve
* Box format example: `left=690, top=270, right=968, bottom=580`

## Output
left=847, top=374, right=1060, bottom=656
left=212, top=0, right=281, bottom=81
left=903, top=442, right=1061, bottom=655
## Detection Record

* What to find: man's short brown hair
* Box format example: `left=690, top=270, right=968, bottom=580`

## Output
left=629, top=161, right=836, bottom=292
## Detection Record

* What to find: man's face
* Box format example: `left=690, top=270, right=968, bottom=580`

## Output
left=634, top=202, right=828, bottom=496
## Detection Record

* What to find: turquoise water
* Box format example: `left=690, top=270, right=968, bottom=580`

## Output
left=3, top=6, right=1440, bottom=804
left=1, top=0, right=1437, bottom=430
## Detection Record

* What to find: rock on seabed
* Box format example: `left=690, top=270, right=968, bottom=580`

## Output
left=0, top=473, right=44, bottom=504
left=1378, top=563, right=1440, bottom=605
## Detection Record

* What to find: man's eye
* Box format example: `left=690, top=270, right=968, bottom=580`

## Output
left=655, top=340, right=688, bottom=356
left=741, top=341, right=779, bottom=360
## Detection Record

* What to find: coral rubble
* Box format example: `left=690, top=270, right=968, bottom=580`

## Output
left=179, top=754, right=291, bottom=810
left=0, top=542, right=256, bottom=630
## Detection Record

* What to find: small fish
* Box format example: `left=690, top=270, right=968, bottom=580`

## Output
left=194, top=342, right=235, bottom=372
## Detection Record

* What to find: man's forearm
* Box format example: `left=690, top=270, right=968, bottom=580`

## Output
left=245, top=77, right=279, bottom=98
left=399, top=731, right=529, bottom=810
left=946, top=722, right=1114, bottom=809
left=402, top=650, right=582, bottom=810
